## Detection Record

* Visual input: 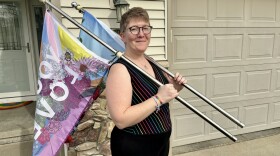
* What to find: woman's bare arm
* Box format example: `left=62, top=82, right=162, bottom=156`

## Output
left=106, top=63, right=158, bottom=129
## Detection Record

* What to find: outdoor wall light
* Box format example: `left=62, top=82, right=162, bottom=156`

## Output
left=113, top=0, right=130, bottom=23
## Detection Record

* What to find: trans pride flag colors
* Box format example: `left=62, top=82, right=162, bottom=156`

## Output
left=79, top=10, right=125, bottom=60
left=32, top=11, right=109, bottom=156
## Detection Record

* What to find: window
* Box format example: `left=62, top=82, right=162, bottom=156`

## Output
left=0, top=2, right=21, bottom=50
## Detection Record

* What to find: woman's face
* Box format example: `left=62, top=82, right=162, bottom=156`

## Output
left=121, top=18, right=151, bottom=54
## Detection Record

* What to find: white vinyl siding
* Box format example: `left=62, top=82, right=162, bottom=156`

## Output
left=60, top=0, right=167, bottom=60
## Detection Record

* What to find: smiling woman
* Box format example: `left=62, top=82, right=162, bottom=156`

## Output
left=106, top=7, right=186, bottom=156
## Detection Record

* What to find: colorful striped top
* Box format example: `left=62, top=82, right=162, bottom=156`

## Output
left=112, top=58, right=172, bottom=135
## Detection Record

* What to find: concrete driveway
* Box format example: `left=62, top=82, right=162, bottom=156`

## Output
left=174, top=132, right=280, bottom=156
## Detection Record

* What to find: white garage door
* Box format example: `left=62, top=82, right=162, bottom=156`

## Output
left=168, top=0, right=280, bottom=146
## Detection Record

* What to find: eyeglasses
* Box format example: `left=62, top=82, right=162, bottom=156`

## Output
left=128, top=26, right=153, bottom=35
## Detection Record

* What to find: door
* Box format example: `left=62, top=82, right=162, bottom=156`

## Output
left=168, top=0, right=280, bottom=147
left=0, top=0, right=36, bottom=102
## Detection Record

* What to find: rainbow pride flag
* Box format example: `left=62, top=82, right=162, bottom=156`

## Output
left=32, top=10, right=109, bottom=156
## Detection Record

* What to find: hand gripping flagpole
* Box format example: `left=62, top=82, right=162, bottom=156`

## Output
left=41, top=0, right=243, bottom=142
left=144, top=56, right=245, bottom=128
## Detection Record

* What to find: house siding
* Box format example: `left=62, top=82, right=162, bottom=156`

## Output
left=60, top=0, right=167, bottom=60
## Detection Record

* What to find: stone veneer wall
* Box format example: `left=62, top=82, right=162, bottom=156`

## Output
left=67, top=92, right=114, bottom=156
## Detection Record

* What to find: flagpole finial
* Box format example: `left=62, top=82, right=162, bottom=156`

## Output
left=71, top=2, right=84, bottom=13
left=71, top=2, right=78, bottom=7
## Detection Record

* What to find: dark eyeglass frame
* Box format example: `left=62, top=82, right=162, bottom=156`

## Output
left=128, top=25, right=153, bottom=35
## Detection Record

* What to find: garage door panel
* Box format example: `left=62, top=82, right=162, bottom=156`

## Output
left=172, top=0, right=208, bottom=21
left=171, top=0, right=280, bottom=27
left=172, top=99, right=280, bottom=145
left=245, top=70, right=272, bottom=94
left=276, top=69, right=280, bottom=90
left=171, top=28, right=280, bottom=68
left=180, top=75, right=207, bottom=101
left=212, top=72, right=241, bottom=98
left=248, top=0, right=277, bottom=21
left=247, top=34, right=275, bottom=59
left=212, top=0, right=245, bottom=20
left=174, top=35, right=208, bottom=63
left=273, top=102, right=280, bottom=123
left=213, top=35, right=243, bottom=60
left=210, top=108, right=239, bottom=133
left=173, top=113, right=206, bottom=140
left=244, top=103, right=269, bottom=127
left=174, top=66, right=276, bottom=102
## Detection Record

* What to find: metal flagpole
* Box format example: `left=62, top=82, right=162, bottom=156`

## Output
left=70, top=2, right=244, bottom=128
left=40, top=0, right=243, bottom=142
left=145, top=56, right=245, bottom=128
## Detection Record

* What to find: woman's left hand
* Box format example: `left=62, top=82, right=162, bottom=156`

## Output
left=166, top=72, right=186, bottom=92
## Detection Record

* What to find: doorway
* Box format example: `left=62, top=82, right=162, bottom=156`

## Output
left=0, top=0, right=38, bottom=103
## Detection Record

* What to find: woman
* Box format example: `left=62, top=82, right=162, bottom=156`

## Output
left=106, top=7, right=186, bottom=156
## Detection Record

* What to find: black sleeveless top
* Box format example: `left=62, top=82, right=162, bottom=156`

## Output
left=111, top=58, right=172, bottom=135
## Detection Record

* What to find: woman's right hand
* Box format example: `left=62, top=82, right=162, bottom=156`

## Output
left=156, top=84, right=179, bottom=104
